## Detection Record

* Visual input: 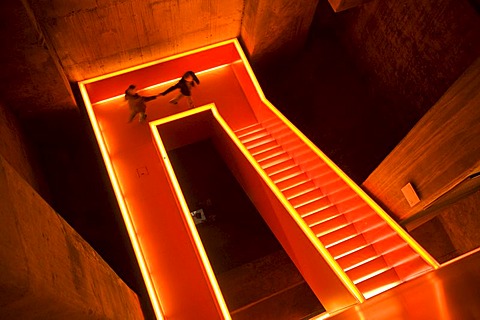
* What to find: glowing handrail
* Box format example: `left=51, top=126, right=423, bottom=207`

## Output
left=149, top=105, right=231, bottom=320
left=231, top=39, right=439, bottom=270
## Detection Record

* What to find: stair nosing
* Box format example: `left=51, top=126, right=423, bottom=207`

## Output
left=324, top=233, right=358, bottom=249
left=307, top=211, right=344, bottom=228
left=251, top=144, right=278, bottom=156
left=343, top=255, right=382, bottom=272
left=299, top=203, right=335, bottom=219
left=265, top=162, right=298, bottom=176
left=314, top=221, right=351, bottom=238
left=353, top=266, right=393, bottom=285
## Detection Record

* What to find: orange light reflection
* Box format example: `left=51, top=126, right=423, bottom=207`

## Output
left=149, top=105, right=231, bottom=319
left=78, top=83, right=166, bottom=320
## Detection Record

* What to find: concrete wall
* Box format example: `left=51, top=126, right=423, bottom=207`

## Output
left=0, top=102, right=39, bottom=191
left=0, top=153, right=144, bottom=319
left=363, top=57, right=480, bottom=220
left=0, top=1, right=75, bottom=119
left=1, top=0, right=244, bottom=119
left=240, top=0, right=318, bottom=69
left=336, top=0, right=480, bottom=130
left=29, top=0, right=244, bottom=81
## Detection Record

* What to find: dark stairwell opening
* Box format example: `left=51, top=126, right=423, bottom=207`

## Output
left=168, top=138, right=325, bottom=319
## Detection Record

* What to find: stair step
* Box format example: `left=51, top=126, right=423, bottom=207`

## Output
left=258, top=152, right=291, bottom=169
left=346, top=256, right=389, bottom=283
left=321, top=224, right=358, bottom=247
left=382, top=244, right=417, bottom=267
left=343, top=205, right=374, bottom=223
left=283, top=181, right=317, bottom=200
left=317, top=174, right=346, bottom=191
left=336, top=245, right=378, bottom=271
left=328, top=187, right=357, bottom=204
left=238, top=128, right=269, bottom=144
left=270, top=166, right=304, bottom=184
left=334, top=195, right=366, bottom=213
left=243, top=135, right=275, bottom=150
left=296, top=197, right=332, bottom=217
left=249, top=141, right=279, bottom=156
left=276, top=172, right=311, bottom=191
left=393, top=255, right=433, bottom=281
left=369, top=233, right=409, bottom=257
left=362, top=224, right=398, bottom=245
left=310, top=214, right=349, bottom=237
left=352, top=213, right=386, bottom=234
left=235, top=123, right=263, bottom=138
left=305, top=161, right=331, bottom=176
left=328, top=234, right=368, bottom=258
left=356, top=268, right=401, bottom=299
left=264, top=159, right=297, bottom=176
left=264, top=118, right=287, bottom=132
left=253, top=146, right=285, bottom=162
left=289, top=189, right=326, bottom=208
left=302, top=205, right=340, bottom=226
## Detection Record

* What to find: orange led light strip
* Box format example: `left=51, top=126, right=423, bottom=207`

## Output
left=81, top=39, right=237, bottom=85
left=78, top=83, right=165, bottom=320
left=231, top=39, right=440, bottom=271
left=149, top=105, right=231, bottom=320
left=210, top=105, right=365, bottom=303
left=94, top=62, right=236, bottom=105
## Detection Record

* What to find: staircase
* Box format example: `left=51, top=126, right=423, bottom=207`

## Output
left=233, top=120, right=436, bottom=299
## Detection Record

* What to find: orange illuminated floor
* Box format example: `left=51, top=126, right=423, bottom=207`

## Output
left=80, top=39, right=440, bottom=319
left=88, top=62, right=259, bottom=319
left=328, top=249, right=480, bottom=320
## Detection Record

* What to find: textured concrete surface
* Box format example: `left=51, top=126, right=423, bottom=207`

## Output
left=0, top=102, right=39, bottom=190
left=335, top=0, right=480, bottom=127
left=241, top=0, right=318, bottom=69
left=0, top=154, right=144, bottom=320
left=363, top=57, right=480, bottom=220
left=328, top=0, right=372, bottom=12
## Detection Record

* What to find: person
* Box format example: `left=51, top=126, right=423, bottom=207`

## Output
left=124, top=84, right=157, bottom=123
left=160, top=71, right=200, bottom=108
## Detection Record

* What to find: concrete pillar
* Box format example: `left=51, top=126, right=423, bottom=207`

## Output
left=240, top=0, right=318, bottom=69
left=0, top=155, right=144, bottom=320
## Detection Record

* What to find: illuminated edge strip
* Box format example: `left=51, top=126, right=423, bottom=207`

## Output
left=149, top=104, right=231, bottom=320
left=78, top=83, right=165, bottom=320
left=231, top=39, right=439, bottom=270
left=80, top=39, right=237, bottom=84
left=310, top=312, right=332, bottom=320
left=228, top=40, right=364, bottom=303
left=94, top=62, right=236, bottom=105
left=210, top=106, right=365, bottom=304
